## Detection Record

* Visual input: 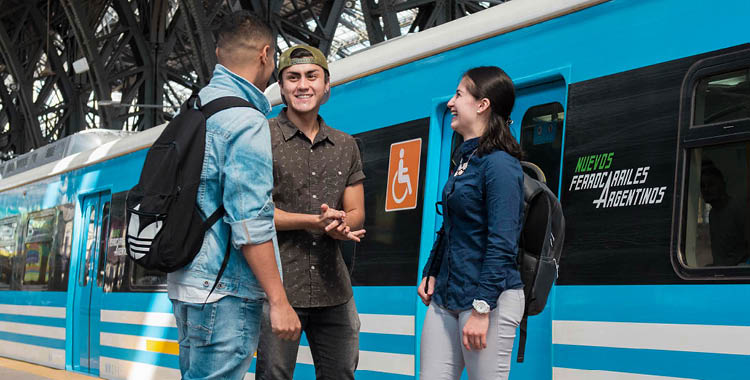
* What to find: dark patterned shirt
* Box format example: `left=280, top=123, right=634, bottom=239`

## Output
left=269, top=109, right=365, bottom=308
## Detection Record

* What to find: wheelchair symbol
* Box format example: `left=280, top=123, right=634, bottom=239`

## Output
left=391, top=148, right=413, bottom=204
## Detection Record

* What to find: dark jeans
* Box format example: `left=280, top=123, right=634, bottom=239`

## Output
left=256, top=297, right=360, bottom=380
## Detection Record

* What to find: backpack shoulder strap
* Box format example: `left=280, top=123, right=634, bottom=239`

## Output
left=200, top=96, right=258, bottom=120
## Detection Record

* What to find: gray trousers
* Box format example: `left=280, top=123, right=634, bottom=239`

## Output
left=255, top=297, right=360, bottom=380
left=420, top=288, right=525, bottom=380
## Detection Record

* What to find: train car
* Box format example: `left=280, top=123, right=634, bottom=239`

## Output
left=0, top=0, right=748, bottom=378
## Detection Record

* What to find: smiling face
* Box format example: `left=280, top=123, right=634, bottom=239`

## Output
left=279, top=63, right=330, bottom=115
left=446, top=76, right=488, bottom=139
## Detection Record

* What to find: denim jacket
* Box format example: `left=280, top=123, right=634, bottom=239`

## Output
left=167, top=64, right=281, bottom=301
left=422, top=138, right=524, bottom=310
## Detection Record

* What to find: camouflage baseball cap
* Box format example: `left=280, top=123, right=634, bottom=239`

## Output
left=278, top=45, right=329, bottom=75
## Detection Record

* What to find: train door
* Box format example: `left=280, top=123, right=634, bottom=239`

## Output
left=510, top=77, right=566, bottom=380
left=71, top=191, right=111, bottom=376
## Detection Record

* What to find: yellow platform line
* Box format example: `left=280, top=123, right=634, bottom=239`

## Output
left=0, top=357, right=101, bottom=379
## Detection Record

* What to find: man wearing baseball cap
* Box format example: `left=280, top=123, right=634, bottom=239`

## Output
left=255, top=45, right=366, bottom=379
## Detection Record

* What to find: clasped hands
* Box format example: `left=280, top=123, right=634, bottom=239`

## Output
left=316, top=204, right=366, bottom=242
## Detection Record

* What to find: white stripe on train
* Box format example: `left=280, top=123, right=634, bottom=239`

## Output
left=0, top=339, right=65, bottom=369
left=553, top=320, right=750, bottom=356
left=0, top=304, right=66, bottom=318
left=553, top=367, right=697, bottom=380
left=100, top=309, right=415, bottom=336
left=0, top=320, right=65, bottom=340
left=100, top=332, right=415, bottom=376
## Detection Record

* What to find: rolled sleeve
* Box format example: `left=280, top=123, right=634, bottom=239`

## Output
left=222, top=110, right=277, bottom=248
left=477, top=155, right=523, bottom=309
left=346, top=137, right=366, bottom=185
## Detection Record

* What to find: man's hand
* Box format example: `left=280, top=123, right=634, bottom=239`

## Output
left=316, top=204, right=345, bottom=231
left=318, top=204, right=366, bottom=242
left=269, top=300, right=302, bottom=341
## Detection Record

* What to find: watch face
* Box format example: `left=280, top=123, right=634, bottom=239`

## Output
left=473, top=300, right=490, bottom=314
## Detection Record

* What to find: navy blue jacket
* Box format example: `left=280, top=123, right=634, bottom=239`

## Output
left=423, top=138, right=524, bottom=310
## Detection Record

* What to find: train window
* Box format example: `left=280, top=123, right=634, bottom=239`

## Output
left=348, top=118, right=429, bottom=286
left=694, top=69, right=750, bottom=126
left=0, top=217, right=18, bottom=289
left=81, top=205, right=96, bottom=286
left=682, top=142, right=750, bottom=268
left=131, top=262, right=168, bottom=288
left=22, top=212, right=55, bottom=289
left=520, top=102, right=564, bottom=195
left=48, top=204, right=74, bottom=291
left=96, top=202, right=111, bottom=286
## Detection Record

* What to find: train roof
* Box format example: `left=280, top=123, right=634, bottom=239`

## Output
left=264, top=0, right=606, bottom=105
left=0, top=0, right=603, bottom=193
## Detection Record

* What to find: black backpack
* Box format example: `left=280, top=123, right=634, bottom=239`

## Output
left=516, top=161, right=565, bottom=362
left=125, top=95, right=256, bottom=297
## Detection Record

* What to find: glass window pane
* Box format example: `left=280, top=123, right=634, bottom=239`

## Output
left=23, top=212, right=56, bottom=288
left=48, top=204, right=74, bottom=291
left=521, top=102, right=565, bottom=195
left=0, top=219, right=17, bottom=289
left=26, top=215, right=54, bottom=240
left=131, top=265, right=167, bottom=288
left=683, top=142, right=750, bottom=267
left=97, top=202, right=110, bottom=287
left=23, top=241, right=51, bottom=286
left=81, top=205, right=96, bottom=286
left=694, top=69, right=750, bottom=126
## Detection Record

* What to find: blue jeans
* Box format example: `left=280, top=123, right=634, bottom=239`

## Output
left=172, top=296, right=263, bottom=380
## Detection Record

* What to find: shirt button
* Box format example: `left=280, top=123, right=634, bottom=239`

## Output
left=312, top=194, right=317, bottom=199
left=312, top=171, right=316, bottom=176
left=312, top=241, right=317, bottom=246
left=311, top=265, right=316, bottom=270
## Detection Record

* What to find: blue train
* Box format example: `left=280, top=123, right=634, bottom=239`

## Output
left=0, top=0, right=748, bottom=378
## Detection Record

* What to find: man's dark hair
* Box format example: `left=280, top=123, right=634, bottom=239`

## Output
left=216, top=10, right=274, bottom=52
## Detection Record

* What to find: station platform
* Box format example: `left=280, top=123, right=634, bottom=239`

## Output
left=0, top=357, right=100, bottom=380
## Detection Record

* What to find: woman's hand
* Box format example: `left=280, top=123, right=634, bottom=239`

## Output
left=417, top=276, right=436, bottom=305
left=462, top=311, right=490, bottom=351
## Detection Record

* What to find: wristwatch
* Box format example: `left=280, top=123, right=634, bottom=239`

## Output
left=472, top=299, right=490, bottom=314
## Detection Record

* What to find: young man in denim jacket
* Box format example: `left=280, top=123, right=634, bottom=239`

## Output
left=255, top=45, right=366, bottom=380
left=167, top=11, right=300, bottom=380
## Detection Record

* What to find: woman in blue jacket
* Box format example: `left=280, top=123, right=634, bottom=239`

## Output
left=418, top=66, right=525, bottom=379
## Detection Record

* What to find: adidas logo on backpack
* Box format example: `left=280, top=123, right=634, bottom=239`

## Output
left=125, top=95, right=256, bottom=296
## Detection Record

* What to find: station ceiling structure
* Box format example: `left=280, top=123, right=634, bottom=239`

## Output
left=0, top=0, right=504, bottom=158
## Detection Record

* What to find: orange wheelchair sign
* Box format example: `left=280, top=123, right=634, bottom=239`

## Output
left=385, top=138, right=422, bottom=212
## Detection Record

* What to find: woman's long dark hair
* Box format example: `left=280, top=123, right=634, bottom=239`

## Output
left=463, top=66, right=524, bottom=160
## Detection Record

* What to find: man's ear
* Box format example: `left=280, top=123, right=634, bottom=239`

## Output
left=260, top=44, right=272, bottom=65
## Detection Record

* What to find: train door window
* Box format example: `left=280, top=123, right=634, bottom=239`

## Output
left=0, top=217, right=18, bottom=289
left=683, top=143, right=749, bottom=268
left=81, top=205, right=96, bottom=286
left=22, top=211, right=56, bottom=289
left=520, top=102, right=565, bottom=195
left=675, top=51, right=750, bottom=279
left=96, top=202, right=110, bottom=286
left=694, top=69, right=750, bottom=126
